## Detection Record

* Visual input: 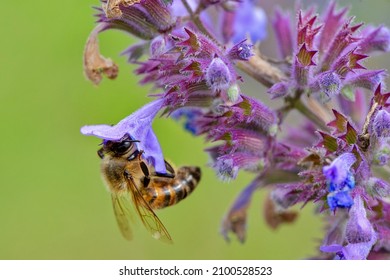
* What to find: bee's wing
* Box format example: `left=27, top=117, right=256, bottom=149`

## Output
left=126, top=176, right=173, bottom=244
left=111, top=192, right=134, bottom=241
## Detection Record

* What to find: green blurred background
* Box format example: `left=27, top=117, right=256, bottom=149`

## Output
left=1, top=0, right=389, bottom=260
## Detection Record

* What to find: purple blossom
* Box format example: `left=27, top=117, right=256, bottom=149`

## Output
left=321, top=196, right=377, bottom=260
left=327, top=191, right=354, bottom=210
left=205, top=56, right=232, bottom=92
left=81, top=0, right=390, bottom=259
left=359, top=25, right=390, bottom=54
left=317, top=71, right=342, bottom=102
left=323, top=153, right=356, bottom=210
left=270, top=2, right=388, bottom=103
left=81, top=99, right=167, bottom=174
left=227, top=40, right=254, bottom=61
left=272, top=8, right=294, bottom=59
left=323, top=153, right=356, bottom=186
left=373, top=109, right=390, bottom=138
left=231, top=0, right=267, bottom=44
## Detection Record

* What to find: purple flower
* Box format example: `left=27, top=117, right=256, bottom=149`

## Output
left=82, top=0, right=390, bottom=259
left=359, top=25, right=390, bottom=54
left=99, top=0, right=175, bottom=38
left=227, top=40, right=254, bottom=61
left=272, top=8, right=294, bottom=59
left=267, top=81, right=290, bottom=99
left=373, top=109, right=390, bottom=138
left=231, top=0, right=267, bottom=44
left=270, top=2, right=387, bottom=103
left=205, top=56, right=232, bottom=92
left=323, top=153, right=356, bottom=210
left=321, top=196, right=377, bottom=260
left=81, top=99, right=167, bottom=174
left=212, top=152, right=263, bottom=181
left=327, top=191, right=354, bottom=210
left=323, top=153, right=356, bottom=186
left=171, top=107, right=203, bottom=135
left=318, top=71, right=342, bottom=101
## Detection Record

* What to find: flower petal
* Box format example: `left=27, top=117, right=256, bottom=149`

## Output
left=81, top=99, right=167, bottom=174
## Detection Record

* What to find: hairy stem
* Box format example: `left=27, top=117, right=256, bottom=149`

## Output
left=236, top=55, right=286, bottom=88
left=358, top=100, right=379, bottom=151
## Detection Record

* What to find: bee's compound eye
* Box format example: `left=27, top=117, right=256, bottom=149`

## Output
left=127, top=150, right=140, bottom=161
left=113, top=140, right=132, bottom=155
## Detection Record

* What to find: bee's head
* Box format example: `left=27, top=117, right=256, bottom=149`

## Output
left=97, top=135, right=140, bottom=159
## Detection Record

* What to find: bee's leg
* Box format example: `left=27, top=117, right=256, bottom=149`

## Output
left=138, top=150, right=176, bottom=178
left=153, top=172, right=175, bottom=178
left=150, top=160, right=175, bottom=178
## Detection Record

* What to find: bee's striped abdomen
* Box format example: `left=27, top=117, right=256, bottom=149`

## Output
left=143, top=166, right=201, bottom=209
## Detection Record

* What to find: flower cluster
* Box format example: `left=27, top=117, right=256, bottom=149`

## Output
left=81, top=0, right=390, bottom=259
left=269, top=2, right=389, bottom=102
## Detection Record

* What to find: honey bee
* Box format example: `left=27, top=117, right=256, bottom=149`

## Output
left=97, top=136, right=201, bottom=243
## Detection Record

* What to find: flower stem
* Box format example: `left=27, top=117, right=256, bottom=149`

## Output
left=293, top=98, right=329, bottom=131
left=180, top=0, right=218, bottom=44
left=236, top=55, right=286, bottom=88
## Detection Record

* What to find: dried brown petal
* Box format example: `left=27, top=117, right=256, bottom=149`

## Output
left=264, top=193, right=298, bottom=230
left=83, top=25, right=119, bottom=85
left=103, top=0, right=142, bottom=18
left=221, top=208, right=248, bottom=243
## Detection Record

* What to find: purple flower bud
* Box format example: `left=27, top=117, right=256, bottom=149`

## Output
left=367, top=177, right=390, bottom=198
left=373, top=141, right=390, bottom=166
left=230, top=95, right=278, bottom=134
left=227, top=40, right=254, bottom=61
left=212, top=152, right=263, bottom=181
left=267, top=81, right=291, bottom=99
left=80, top=99, right=167, bottom=174
left=373, top=109, right=390, bottom=138
left=214, top=127, right=268, bottom=154
left=272, top=8, right=294, bottom=59
left=344, top=70, right=385, bottom=91
left=205, top=56, right=232, bottom=92
left=318, top=71, right=342, bottom=102
left=323, top=153, right=356, bottom=186
left=150, top=35, right=166, bottom=57
left=359, top=25, right=390, bottom=54
left=214, top=158, right=239, bottom=182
